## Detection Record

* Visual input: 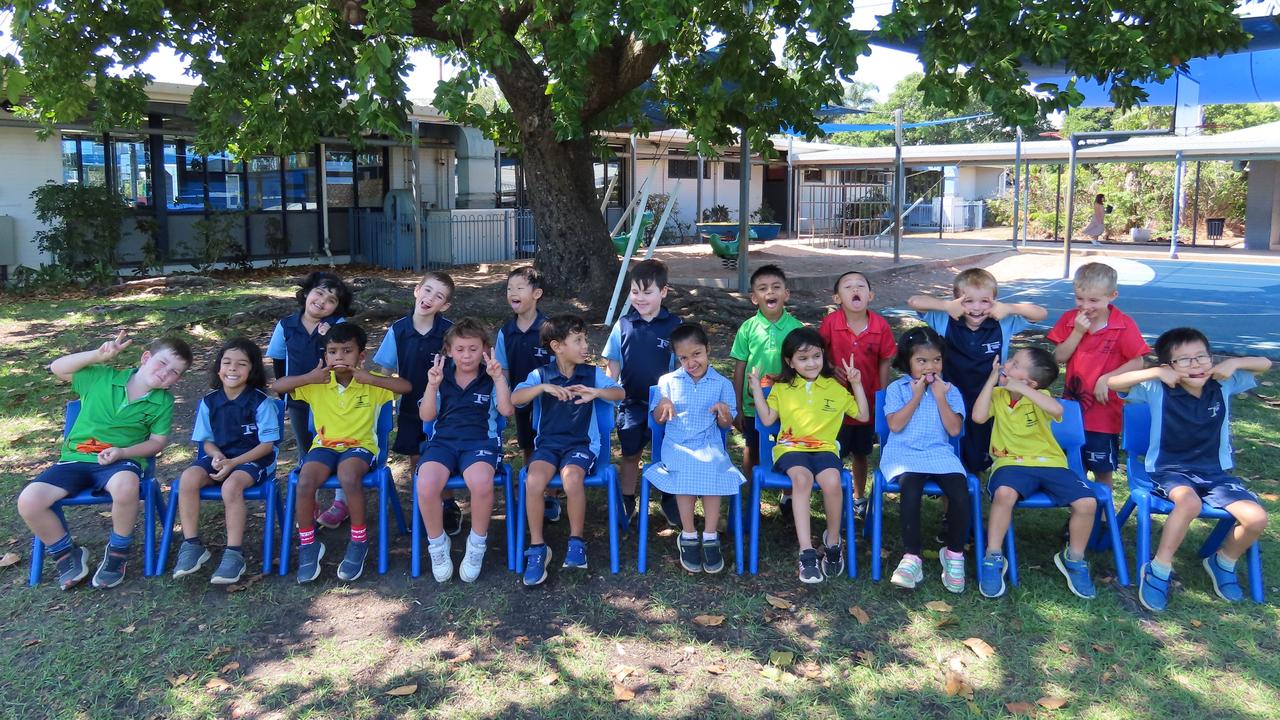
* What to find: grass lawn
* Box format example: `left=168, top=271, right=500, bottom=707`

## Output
left=1, top=269, right=1278, bottom=719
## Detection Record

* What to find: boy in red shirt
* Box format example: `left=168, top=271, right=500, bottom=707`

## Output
left=818, top=271, right=896, bottom=519
left=1048, top=262, right=1149, bottom=487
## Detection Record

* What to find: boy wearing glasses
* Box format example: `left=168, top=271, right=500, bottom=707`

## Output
left=1109, top=327, right=1271, bottom=612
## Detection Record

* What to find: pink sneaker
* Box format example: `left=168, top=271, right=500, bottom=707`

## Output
left=316, top=500, right=350, bottom=529
left=940, top=548, right=966, bottom=594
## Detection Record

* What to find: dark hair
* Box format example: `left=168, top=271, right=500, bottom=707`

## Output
left=1094, top=194, right=1105, bottom=204
left=1155, top=327, right=1210, bottom=366
left=325, top=322, right=367, bottom=352
left=508, top=266, right=543, bottom=291
left=295, top=271, right=353, bottom=317
left=629, top=259, right=669, bottom=290
left=149, top=336, right=194, bottom=366
left=750, top=264, right=787, bottom=288
left=444, top=317, right=490, bottom=349
left=892, top=326, right=945, bottom=374
left=210, top=337, right=267, bottom=390
left=832, top=270, right=871, bottom=294
left=670, top=323, right=709, bottom=349
left=1020, top=346, right=1059, bottom=388
left=419, top=270, right=456, bottom=302
left=774, top=327, right=832, bottom=386
left=540, top=314, right=587, bottom=351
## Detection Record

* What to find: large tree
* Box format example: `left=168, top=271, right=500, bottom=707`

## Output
left=0, top=1, right=1251, bottom=299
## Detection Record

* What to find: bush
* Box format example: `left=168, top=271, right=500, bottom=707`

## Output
left=751, top=203, right=777, bottom=223
left=701, top=205, right=730, bottom=222
left=29, top=183, right=130, bottom=286
left=184, top=212, right=251, bottom=273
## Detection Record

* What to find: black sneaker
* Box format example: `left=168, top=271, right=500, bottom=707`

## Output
left=442, top=498, right=464, bottom=537
left=677, top=535, right=703, bottom=573
left=658, top=492, right=681, bottom=529
left=91, top=547, right=128, bottom=589
left=702, top=537, right=725, bottom=574
left=798, top=549, right=823, bottom=584
left=853, top=498, right=869, bottom=522
left=55, top=545, right=89, bottom=590
left=822, top=543, right=844, bottom=579
left=779, top=495, right=794, bottom=525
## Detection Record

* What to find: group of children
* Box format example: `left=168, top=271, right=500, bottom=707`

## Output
left=18, top=258, right=1271, bottom=612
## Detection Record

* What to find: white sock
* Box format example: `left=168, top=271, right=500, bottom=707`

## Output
left=702, top=531, right=718, bottom=542
left=681, top=531, right=698, bottom=540
left=428, top=533, right=446, bottom=547
left=469, top=530, right=487, bottom=547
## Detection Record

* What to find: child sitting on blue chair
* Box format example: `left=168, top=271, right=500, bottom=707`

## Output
left=172, top=338, right=280, bottom=585
left=512, top=314, right=624, bottom=587
left=645, top=324, right=743, bottom=574
left=19, top=332, right=192, bottom=589
left=272, top=323, right=411, bottom=584
left=416, top=318, right=514, bottom=584
left=1109, top=327, right=1272, bottom=612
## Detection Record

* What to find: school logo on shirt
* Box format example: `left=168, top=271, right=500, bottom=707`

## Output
left=533, top=347, right=549, bottom=360
left=353, top=396, right=370, bottom=408
left=982, top=341, right=1002, bottom=354
left=822, top=398, right=838, bottom=412
left=473, top=393, right=491, bottom=405
left=570, top=451, right=592, bottom=461
left=656, top=338, right=670, bottom=350
left=1208, top=401, right=1221, bottom=418
left=240, top=423, right=258, bottom=436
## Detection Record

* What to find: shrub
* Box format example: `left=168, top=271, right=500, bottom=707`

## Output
left=29, top=182, right=130, bottom=286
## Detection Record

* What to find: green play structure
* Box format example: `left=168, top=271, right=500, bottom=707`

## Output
left=704, top=228, right=756, bottom=269
left=612, top=211, right=654, bottom=254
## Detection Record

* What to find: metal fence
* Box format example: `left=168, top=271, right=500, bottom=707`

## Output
left=904, top=199, right=987, bottom=232
left=350, top=207, right=539, bottom=270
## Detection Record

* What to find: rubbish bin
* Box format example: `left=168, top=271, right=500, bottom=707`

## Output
left=1205, top=218, right=1225, bottom=246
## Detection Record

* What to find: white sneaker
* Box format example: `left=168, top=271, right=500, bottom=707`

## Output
left=891, top=554, right=924, bottom=589
left=459, top=535, right=487, bottom=583
left=428, top=534, right=453, bottom=583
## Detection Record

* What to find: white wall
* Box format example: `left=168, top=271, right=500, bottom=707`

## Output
left=953, top=166, right=1004, bottom=200
left=0, top=127, right=64, bottom=269
left=640, top=155, right=763, bottom=235
left=389, top=145, right=454, bottom=211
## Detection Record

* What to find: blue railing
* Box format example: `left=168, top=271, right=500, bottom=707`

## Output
left=350, top=208, right=539, bottom=270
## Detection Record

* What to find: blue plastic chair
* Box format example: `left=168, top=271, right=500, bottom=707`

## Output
left=411, top=417, right=517, bottom=576
left=156, top=399, right=286, bottom=576
left=514, top=398, right=621, bottom=574
left=637, top=385, right=744, bottom=574
left=1000, top=400, right=1130, bottom=587
left=748, top=386, right=857, bottom=578
left=278, top=401, right=408, bottom=576
left=868, top=389, right=985, bottom=581
left=1117, top=403, right=1263, bottom=602
left=28, top=401, right=163, bottom=585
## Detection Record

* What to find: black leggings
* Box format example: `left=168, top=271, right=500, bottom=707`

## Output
left=897, top=472, right=970, bottom=555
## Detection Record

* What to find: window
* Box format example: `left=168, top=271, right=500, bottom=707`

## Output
left=667, top=158, right=708, bottom=180
left=594, top=158, right=622, bottom=207
left=325, top=148, right=355, bottom=208
left=112, top=137, right=151, bottom=208
left=355, top=150, right=385, bottom=207
left=61, top=139, right=80, bottom=184
left=803, top=169, right=824, bottom=183
left=248, top=156, right=282, bottom=211
left=284, top=152, right=317, bottom=210
left=59, top=134, right=107, bottom=187
left=723, top=161, right=742, bottom=181
left=205, top=151, right=245, bottom=210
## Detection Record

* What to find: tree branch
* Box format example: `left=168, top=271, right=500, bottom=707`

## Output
left=579, top=34, right=667, bottom=122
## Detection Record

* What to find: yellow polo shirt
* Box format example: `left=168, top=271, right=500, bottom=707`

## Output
left=766, top=376, right=859, bottom=462
left=291, top=372, right=397, bottom=455
left=989, top=387, right=1066, bottom=471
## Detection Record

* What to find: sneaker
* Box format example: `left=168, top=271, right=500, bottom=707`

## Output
left=172, top=541, right=211, bottom=579
left=296, top=541, right=326, bottom=584
left=820, top=531, right=844, bottom=578
left=677, top=535, right=703, bottom=573
left=1138, top=562, right=1170, bottom=612
left=1202, top=554, right=1244, bottom=602
left=459, top=535, right=487, bottom=583
left=543, top=495, right=562, bottom=524
left=853, top=498, right=869, bottom=522
left=940, top=549, right=966, bottom=594
left=891, top=554, right=924, bottom=589
left=659, top=492, right=681, bottom=528
left=562, top=537, right=588, bottom=569
left=978, top=553, right=1007, bottom=598
left=210, top=549, right=246, bottom=585
left=337, top=540, right=368, bottom=581
left=442, top=499, right=464, bottom=537
left=779, top=495, right=794, bottom=525
left=316, top=500, right=349, bottom=529
left=798, top=548, right=823, bottom=584
left=1054, top=547, right=1096, bottom=599
left=55, top=545, right=89, bottom=590
left=702, top=537, right=725, bottom=574
left=428, top=535, right=454, bottom=583
left=91, top=547, right=128, bottom=589
left=522, top=545, right=551, bottom=587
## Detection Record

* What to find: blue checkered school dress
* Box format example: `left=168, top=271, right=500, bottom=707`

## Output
left=642, top=366, right=746, bottom=496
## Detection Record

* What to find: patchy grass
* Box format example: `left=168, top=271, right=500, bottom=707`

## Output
left=0, top=269, right=1278, bottom=719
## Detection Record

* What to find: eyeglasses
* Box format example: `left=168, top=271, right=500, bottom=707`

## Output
left=1169, top=354, right=1212, bottom=369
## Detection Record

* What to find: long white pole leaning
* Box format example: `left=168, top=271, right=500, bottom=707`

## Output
left=893, top=109, right=904, bottom=263
left=1170, top=150, right=1184, bottom=259
left=1011, top=127, right=1022, bottom=248
left=1022, top=160, right=1031, bottom=244
left=737, top=131, right=751, bottom=292
left=604, top=177, right=653, bottom=325
left=619, top=179, right=682, bottom=317
left=599, top=172, right=620, bottom=215
left=410, top=119, right=422, bottom=273
left=1062, top=137, right=1078, bottom=279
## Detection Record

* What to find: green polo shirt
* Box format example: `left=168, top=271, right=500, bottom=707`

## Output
left=60, top=365, right=175, bottom=463
left=730, top=309, right=805, bottom=417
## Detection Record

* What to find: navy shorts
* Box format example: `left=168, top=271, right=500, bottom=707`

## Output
left=530, top=446, right=597, bottom=476
left=302, top=447, right=375, bottom=473
left=32, top=459, right=144, bottom=496
left=191, top=456, right=268, bottom=484
left=392, top=407, right=427, bottom=456
left=989, top=466, right=1094, bottom=506
left=836, top=424, right=875, bottom=458
left=1151, top=468, right=1260, bottom=509
left=617, top=401, right=651, bottom=457
left=773, top=451, right=843, bottom=478
left=1081, top=431, right=1120, bottom=474
left=514, top=406, right=536, bottom=451
left=739, top=415, right=760, bottom=455
left=418, top=438, right=502, bottom=476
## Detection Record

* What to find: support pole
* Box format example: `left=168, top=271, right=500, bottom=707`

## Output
left=737, top=132, right=751, bottom=292
left=319, top=142, right=332, bottom=260
left=1022, top=160, right=1031, bottom=245
left=785, top=136, right=794, bottom=237
left=893, top=109, right=904, bottom=263
left=1062, top=138, right=1078, bottom=279
left=604, top=179, right=653, bottom=325
left=1054, top=164, right=1062, bottom=242
left=938, top=167, right=944, bottom=240
left=696, top=154, right=705, bottom=226
left=1012, top=126, right=1022, bottom=247
left=1170, top=150, right=1185, bottom=259
left=1190, top=161, right=1202, bottom=246
left=620, top=180, right=682, bottom=316
left=410, top=120, right=422, bottom=273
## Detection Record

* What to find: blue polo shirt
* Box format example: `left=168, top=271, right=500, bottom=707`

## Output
left=266, top=312, right=345, bottom=377
left=373, top=314, right=453, bottom=413
left=923, top=311, right=1028, bottom=404
left=192, top=388, right=281, bottom=457
left=1124, top=370, right=1257, bottom=474
left=495, top=311, right=550, bottom=387
left=514, top=362, right=621, bottom=456
left=426, top=364, right=502, bottom=444
left=602, top=307, right=681, bottom=405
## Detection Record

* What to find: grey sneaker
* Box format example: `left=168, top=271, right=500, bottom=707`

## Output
left=92, top=547, right=129, bottom=588
left=56, top=545, right=89, bottom=590
left=172, top=541, right=211, bottom=579
left=209, top=549, right=246, bottom=585
left=798, top=549, right=823, bottom=584
left=428, top=534, right=453, bottom=583
left=458, top=534, right=487, bottom=583
left=336, top=540, right=368, bottom=581
left=296, top=541, right=326, bottom=584
left=677, top=535, right=703, bottom=573
left=701, top=537, right=725, bottom=574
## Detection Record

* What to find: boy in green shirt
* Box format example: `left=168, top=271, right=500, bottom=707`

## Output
left=18, top=332, right=193, bottom=589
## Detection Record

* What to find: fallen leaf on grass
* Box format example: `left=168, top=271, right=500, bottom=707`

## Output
left=1038, top=696, right=1069, bottom=710
left=704, top=664, right=727, bottom=675
left=220, top=661, right=240, bottom=673
left=1100, top=671, right=1113, bottom=684
left=693, top=614, right=725, bottom=627
left=765, top=594, right=794, bottom=610
left=1090, top=643, right=1113, bottom=654
left=167, top=673, right=192, bottom=687
left=119, top=624, right=136, bottom=634
left=537, top=674, right=558, bottom=686
left=98, top=511, right=112, bottom=518
left=204, top=646, right=231, bottom=660
left=225, top=573, right=265, bottom=594
left=925, top=600, right=953, bottom=613
left=385, top=684, right=418, bottom=697
left=611, top=684, right=635, bottom=701
left=962, top=637, right=996, bottom=660
left=1005, top=701, right=1036, bottom=715
left=22, top=639, right=40, bottom=648
left=611, top=665, right=638, bottom=683
left=796, top=662, right=822, bottom=679
left=448, top=650, right=473, bottom=664
left=768, top=650, right=795, bottom=667
left=512, top=635, right=529, bottom=646
left=847, top=606, right=870, bottom=624
left=1056, top=643, right=1071, bottom=654
left=0, top=552, right=19, bottom=568
left=1190, top=619, right=1203, bottom=628
left=943, top=669, right=974, bottom=700
left=855, top=650, right=875, bottom=665
left=205, top=677, right=232, bottom=692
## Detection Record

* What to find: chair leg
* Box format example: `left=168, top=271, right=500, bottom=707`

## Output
left=1115, top=498, right=1136, bottom=530
left=503, top=467, right=516, bottom=572
left=732, top=491, right=744, bottom=575
left=377, top=472, right=390, bottom=575
left=1198, top=518, right=1235, bottom=559
left=1247, top=542, right=1264, bottom=604
left=969, top=478, right=985, bottom=576
left=280, top=474, right=297, bottom=577
left=870, top=476, right=884, bottom=581
left=1005, top=519, right=1020, bottom=587
left=844, top=475, right=856, bottom=579
left=1102, top=498, right=1129, bottom=587
left=515, top=469, right=528, bottom=574
left=1135, top=502, right=1152, bottom=574
left=157, top=477, right=182, bottom=577
left=262, top=480, right=277, bottom=575
left=607, top=468, right=620, bottom=574
left=748, top=477, right=763, bottom=575
left=410, top=474, right=422, bottom=578
left=143, top=481, right=158, bottom=577
left=637, top=477, right=651, bottom=573
left=388, top=480, right=408, bottom=535
left=28, top=537, right=44, bottom=586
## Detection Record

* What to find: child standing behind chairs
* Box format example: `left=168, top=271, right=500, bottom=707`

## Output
left=749, top=327, right=867, bottom=584
left=416, top=319, right=514, bottom=584
left=879, top=327, right=970, bottom=593
left=172, top=338, right=280, bottom=585
left=645, top=324, right=744, bottom=574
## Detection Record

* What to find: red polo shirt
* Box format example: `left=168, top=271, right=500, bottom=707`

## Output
left=818, top=309, right=897, bottom=426
left=1048, top=305, right=1150, bottom=434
